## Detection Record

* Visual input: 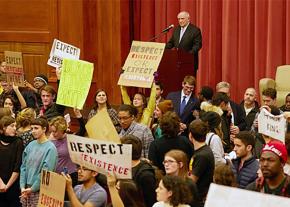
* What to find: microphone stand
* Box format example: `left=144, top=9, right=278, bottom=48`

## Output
left=147, top=30, right=170, bottom=42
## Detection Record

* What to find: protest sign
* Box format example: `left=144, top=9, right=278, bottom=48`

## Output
left=205, top=183, right=290, bottom=207
left=67, top=134, right=132, bottom=179
left=56, top=59, right=93, bottom=109
left=85, top=109, right=120, bottom=143
left=38, top=170, right=66, bottom=207
left=118, top=41, right=165, bottom=88
left=4, top=51, right=24, bottom=86
left=258, top=108, right=287, bottom=142
left=47, top=39, right=80, bottom=68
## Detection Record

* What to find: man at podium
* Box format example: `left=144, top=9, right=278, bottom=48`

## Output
left=165, top=11, right=202, bottom=74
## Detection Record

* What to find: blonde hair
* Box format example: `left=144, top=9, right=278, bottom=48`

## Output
left=0, top=107, right=11, bottom=119
left=16, top=108, right=35, bottom=128
left=183, top=75, right=196, bottom=86
left=49, top=116, right=67, bottom=132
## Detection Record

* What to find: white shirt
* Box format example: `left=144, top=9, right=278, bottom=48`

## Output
left=153, top=201, right=190, bottom=207
left=181, top=90, right=191, bottom=105
left=179, top=23, right=189, bottom=43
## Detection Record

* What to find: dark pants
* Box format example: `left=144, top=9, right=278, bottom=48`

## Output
left=0, top=182, right=21, bottom=207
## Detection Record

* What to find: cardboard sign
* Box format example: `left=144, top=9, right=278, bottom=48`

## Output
left=38, top=170, right=66, bottom=207
left=258, top=108, right=287, bottom=142
left=85, top=109, right=120, bottom=143
left=67, top=134, right=132, bottom=179
left=205, top=183, right=290, bottom=207
left=118, top=41, right=165, bottom=88
left=47, top=39, right=80, bottom=68
left=4, top=51, right=24, bottom=86
left=56, top=59, right=93, bottom=109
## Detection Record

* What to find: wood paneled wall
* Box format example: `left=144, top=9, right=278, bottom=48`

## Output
left=0, top=0, right=123, bottom=106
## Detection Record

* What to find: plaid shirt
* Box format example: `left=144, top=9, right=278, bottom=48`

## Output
left=119, top=121, right=154, bottom=158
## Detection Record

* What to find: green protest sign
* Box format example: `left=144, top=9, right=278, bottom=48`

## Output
left=56, top=59, right=93, bottom=109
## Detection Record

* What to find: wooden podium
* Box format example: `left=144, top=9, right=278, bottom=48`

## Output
left=155, top=49, right=195, bottom=97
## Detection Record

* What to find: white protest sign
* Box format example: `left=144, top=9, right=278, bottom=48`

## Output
left=38, top=170, right=66, bottom=207
left=67, top=134, right=132, bottom=179
left=47, top=39, right=80, bottom=68
left=205, top=183, right=290, bottom=207
left=258, top=108, right=287, bottom=142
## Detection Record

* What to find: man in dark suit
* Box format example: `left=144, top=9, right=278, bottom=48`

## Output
left=165, top=11, right=202, bottom=74
left=166, top=75, right=199, bottom=133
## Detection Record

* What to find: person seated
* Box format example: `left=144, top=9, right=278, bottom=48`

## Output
left=280, top=93, right=290, bottom=112
left=240, top=88, right=259, bottom=130
left=62, top=166, right=107, bottom=207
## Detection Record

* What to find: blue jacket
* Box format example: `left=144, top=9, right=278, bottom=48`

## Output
left=232, top=156, right=259, bottom=189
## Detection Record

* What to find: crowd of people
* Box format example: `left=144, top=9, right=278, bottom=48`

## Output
left=0, top=61, right=289, bottom=207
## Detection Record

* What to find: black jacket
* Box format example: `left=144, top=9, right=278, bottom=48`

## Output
left=240, top=101, right=259, bottom=131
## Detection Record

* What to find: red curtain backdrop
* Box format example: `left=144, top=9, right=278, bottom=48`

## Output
left=120, top=0, right=290, bottom=103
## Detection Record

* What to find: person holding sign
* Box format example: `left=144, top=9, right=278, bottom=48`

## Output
left=0, top=116, right=23, bottom=207
left=20, top=117, right=58, bottom=207
left=120, top=84, right=156, bottom=127
left=246, top=141, right=290, bottom=197
left=62, top=166, right=107, bottom=207
left=88, top=89, right=121, bottom=133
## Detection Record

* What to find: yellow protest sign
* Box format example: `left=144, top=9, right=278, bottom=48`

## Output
left=85, top=108, right=120, bottom=143
left=118, top=41, right=165, bottom=88
left=4, top=51, right=24, bottom=86
left=56, top=59, right=93, bottom=109
left=38, top=170, right=66, bottom=207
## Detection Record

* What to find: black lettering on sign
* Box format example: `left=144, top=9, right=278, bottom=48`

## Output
left=42, top=170, right=50, bottom=186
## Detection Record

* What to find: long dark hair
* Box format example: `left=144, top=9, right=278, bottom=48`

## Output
left=92, top=89, right=111, bottom=110
left=118, top=180, right=145, bottom=207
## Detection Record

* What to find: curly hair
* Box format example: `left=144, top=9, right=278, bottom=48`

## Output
left=159, top=111, right=180, bottom=137
left=49, top=116, right=67, bottom=133
left=16, top=108, right=35, bottom=128
left=161, top=175, right=192, bottom=207
left=214, top=163, right=237, bottom=187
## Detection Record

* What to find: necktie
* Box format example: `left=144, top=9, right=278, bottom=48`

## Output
left=180, top=96, right=187, bottom=115
left=179, top=28, right=184, bottom=43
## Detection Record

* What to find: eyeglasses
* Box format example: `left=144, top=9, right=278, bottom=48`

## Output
left=118, top=116, right=132, bottom=121
left=162, top=160, right=177, bottom=165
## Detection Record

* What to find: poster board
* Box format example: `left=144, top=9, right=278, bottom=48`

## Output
left=67, top=134, right=132, bottom=179
left=47, top=39, right=80, bottom=68
left=85, top=109, right=120, bottom=143
left=205, top=183, right=290, bottom=207
left=38, top=170, right=66, bottom=207
left=56, top=59, right=93, bottom=109
left=258, top=108, right=287, bottom=142
left=4, top=51, right=24, bottom=86
left=118, top=41, right=165, bottom=88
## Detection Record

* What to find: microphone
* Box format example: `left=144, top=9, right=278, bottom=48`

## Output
left=162, top=24, right=174, bottom=33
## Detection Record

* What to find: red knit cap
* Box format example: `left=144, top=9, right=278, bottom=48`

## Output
left=262, top=141, right=288, bottom=164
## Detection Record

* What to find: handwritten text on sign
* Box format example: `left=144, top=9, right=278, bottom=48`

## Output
left=56, top=59, right=93, bottom=109
left=4, top=51, right=24, bottom=86
left=38, top=170, right=66, bottom=207
left=118, top=41, right=165, bottom=88
left=47, top=39, right=80, bottom=68
left=67, top=134, right=132, bottom=179
left=258, top=108, right=287, bottom=142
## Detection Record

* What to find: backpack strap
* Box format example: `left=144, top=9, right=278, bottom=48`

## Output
left=208, top=133, right=215, bottom=146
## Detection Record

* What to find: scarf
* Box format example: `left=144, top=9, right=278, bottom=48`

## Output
left=0, top=135, right=18, bottom=144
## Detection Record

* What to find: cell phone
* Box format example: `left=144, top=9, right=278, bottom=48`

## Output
left=63, top=167, right=68, bottom=174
